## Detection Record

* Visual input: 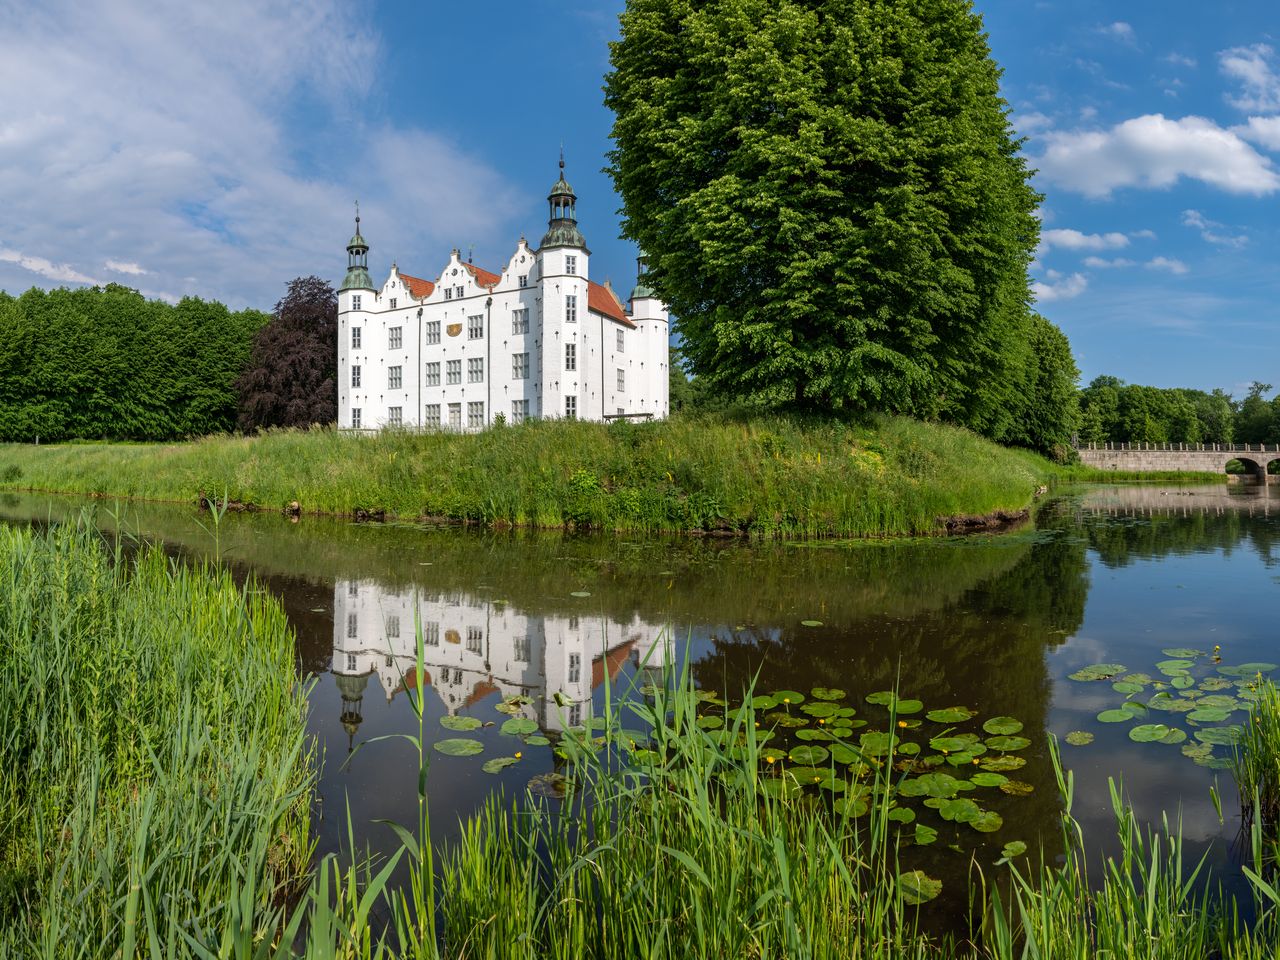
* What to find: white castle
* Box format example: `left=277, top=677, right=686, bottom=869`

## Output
left=337, top=159, right=670, bottom=431
left=329, top=579, right=671, bottom=747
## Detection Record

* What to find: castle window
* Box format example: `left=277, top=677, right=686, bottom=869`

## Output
left=565, top=294, right=577, bottom=323
left=512, top=353, right=529, bottom=380
left=346, top=612, right=358, bottom=639
left=389, top=326, right=403, bottom=350
left=348, top=581, right=359, bottom=597
left=468, top=357, right=484, bottom=383
left=569, top=704, right=581, bottom=727
left=426, top=321, right=440, bottom=344
left=468, top=314, right=484, bottom=339
left=445, top=288, right=453, bottom=301
left=352, top=295, right=362, bottom=310
left=425, top=362, right=440, bottom=387
left=512, top=399, right=529, bottom=423
left=518, top=275, right=528, bottom=287
left=388, top=366, right=402, bottom=390
left=347, top=653, right=357, bottom=672
left=565, top=395, right=577, bottom=419
left=466, top=626, right=483, bottom=654
left=455, top=286, right=464, bottom=299
left=425, top=621, right=440, bottom=646
left=617, top=368, right=625, bottom=392
left=565, top=343, right=576, bottom=372
left=512, top=308, right=529, bottom=334
left=467, top=402, right=485, bottom=428
left=616, top=329, right=624, bottom=353
left=448, top=403, right=461, bottom=429
left=385, top=615, right=400, bottom=639
left=351, top=365, right=361, bottom=388
left=352, top=327, right=362, bottom=349
left=514, top=636, right=530, bottom=663
left=425, top=404, right=441, bottom=427
left=390, top=298, right=397, bottom=310
left=351, top=407, right=361, bottom=429
left=566, top=255, right=577, bottom=276
left=446, top=360, right=461, bottom=385
left=569, top=652, right=581, bottom=684
left=387, top=406, right=402, bottom=426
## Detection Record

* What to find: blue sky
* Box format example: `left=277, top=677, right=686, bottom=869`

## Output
left=0, top=1, right=1275, bottom=396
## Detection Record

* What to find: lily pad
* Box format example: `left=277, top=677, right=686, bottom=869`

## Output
left=800, top=619, right=824, bottom=627
left=527, top=773, right=570, bottom=798
left=985, top=736, right=1031, bottom=752
left=802, top=702, right=841, bottom=718
left=1129, top=724, right=1173, bottom=743
left=1156, top=659, right=1196, bottom=673
left=830, top=744, right=861, bottom=765
left=569, top=591, right=592, bottom=598
left=772, top=690, right=806, bottom=705
left=440, top=715, right=483, bottom=731
left=1195, top=726, right=1244, bottom=746
left=1069, top=663, right=1127, bottom=682
left=859, top=732, right=897, bottom=757
left=914, top=824, right=938, bottom=846
left=481, top=756, right=520, bottom=774
left=899, top=772, right=965, bottom=799
left=525, top=734, right=551, bottom=747
left=895, top=699, right=925, bottom=715
left=979, top=755, right=1026, bottom=772
left=999, top=780, right=1034, bottom=796
left=501, top=718, right=539, bottom=736
left=898, top=870, right=943, bottom=905
left=1096, top=709, right=1132, bottom=723
left=811, top=687, right=846, bottom=701
left=764, top=711, right=809, bottom=728
left=982, top=717, right=1024, bottom=736
left=971, top=772, right=1009, bottom=787
left=1064, top=731, right=1094, bottom=746
left=1001, top=840, right=1028, bottom=859
left=926, top=706, right=978, bottom=723
left=937, top=798, right=981, bottom=823
left=1217, top=663, right=1278, bottom=677
left=1162, top=648, right=1206, bottom=658
left=495, top=695, right=533, bottom=714
left=1181, top=742, right=1214, bottom=760
left=833, top=794, right=868, bottom=816
left=434, top=738, right=484, bottom=757
left=1112, top=681, right=1145, bottom=694
left=1171, top=676, right=1195, bottom=690
left=1186, top=707, right=1231, bottom=723
left=887, top=806, right=916, bottom=824
left=789, top=745, right=830, bottom=765
left=970, top=810, right=1004, bottom=833
left=1121, top=701, right=1149, bottom=718
left=930, top=736, right=974, bottom=754
left=1159, top=728, right=1187, bottom=745
left=750, top=695, right=779, bottom=710
left=794, top=728, right=834, bottom=742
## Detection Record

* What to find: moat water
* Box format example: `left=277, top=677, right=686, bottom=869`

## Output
left=3, top=483, right=1278, bottom=920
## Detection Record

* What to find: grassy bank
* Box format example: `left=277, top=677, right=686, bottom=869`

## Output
left=0, top=523, right=314, bottom=957
left=0, top=415, right=1058, bottom=538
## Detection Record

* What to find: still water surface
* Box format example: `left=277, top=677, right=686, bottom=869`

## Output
left=2, top=483, right=1277, bottom=916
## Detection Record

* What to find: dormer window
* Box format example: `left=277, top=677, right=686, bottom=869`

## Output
left=519, top=275, right=528, bottom=287
left=566, top=255, right=577, bottom=276
left=445, top=288, right=453, bottom=301
left=390, top=298, right=397, bottom=310
left=455, top=285, right=465, bottom=299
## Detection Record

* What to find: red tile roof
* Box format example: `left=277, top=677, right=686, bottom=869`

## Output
left=399, top=272, right=435, bottom=299
left=464, top=679, right=501, bottom=708
left=464, top=263, right=502, bottom=288
left=588, top=280, right=635, bottom=327
left=592, top=639, right=638, bottom=689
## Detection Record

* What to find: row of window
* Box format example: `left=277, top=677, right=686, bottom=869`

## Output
left=350, top=397, right=578, bottom=429
left=352, top=352, right=625, bottom=389
left=349, top=300, right=628, bottom=353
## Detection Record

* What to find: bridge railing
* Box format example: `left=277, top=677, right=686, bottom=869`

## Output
left=1075, top=442, right=1280, bottom=453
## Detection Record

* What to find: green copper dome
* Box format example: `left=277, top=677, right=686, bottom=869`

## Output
left=540, top=156, right=588, bottom=251
left=341, top=210, right=376, bottom=292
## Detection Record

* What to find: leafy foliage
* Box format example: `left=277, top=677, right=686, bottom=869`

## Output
left=236, top=276, right=338, bottom=431
left=606, top=0, right=1077, bottom=452
left=0, top=285, right=264, bottom=441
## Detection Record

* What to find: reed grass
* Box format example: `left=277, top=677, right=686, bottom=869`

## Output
left=1233, top=680, right=1280, bottom=835
left=0, top=414, right=1058, bottom=538
left=0, top=520, right=315, bottom=958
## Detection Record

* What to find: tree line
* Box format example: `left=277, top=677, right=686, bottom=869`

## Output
left=1079, top=376, right=1280, bottom=446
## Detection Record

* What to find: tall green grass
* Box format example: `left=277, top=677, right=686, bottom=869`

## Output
left=1234, top=680, right=1280, bottom=839
left=0, top=521, right=315, bottom=958
left=0, top=414, right=1058, bottom=538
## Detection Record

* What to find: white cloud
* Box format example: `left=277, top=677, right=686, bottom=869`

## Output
left=1181, top=209, right=1249, bottom=248
left=1130, top=229, right=1157, bottom=240
left=1145, top=256, right=1189, bottom=275
left=1032, top=271, right=1088, bottom=302
left=1236, top=115, right=1280, bottom=151
left=1036, top=114, right=1280, bottom=197
left=1098, top=22, right=1137, bottom=47
left=1015, top=111, right=1055, bottom=135
left=1220, top=44, right=1280, bottom=113
left=1083, top=256, right=1136, bottom=268
left=1164, top=53, right=1198, bottom=69
left=0, top=0, right=523, bottom=308
left=1040, top=229, right=1130, bottom=252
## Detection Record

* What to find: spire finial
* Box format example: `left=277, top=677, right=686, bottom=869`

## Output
left=559, top=144, right=564, bottom=172
left=355, top=199, right=360, bottom=230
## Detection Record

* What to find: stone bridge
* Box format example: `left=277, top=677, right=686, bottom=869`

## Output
left=1076, top=443, right=1280, bottom=482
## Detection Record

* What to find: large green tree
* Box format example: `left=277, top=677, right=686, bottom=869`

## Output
left=606, top=0, right=1072, bottom=448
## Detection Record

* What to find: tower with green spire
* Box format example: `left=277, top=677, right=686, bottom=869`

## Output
left=341, top=203, right=375, bottom=292
left=539, top=155, right=589, bottom=252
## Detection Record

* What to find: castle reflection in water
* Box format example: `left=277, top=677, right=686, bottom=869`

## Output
left=329, top=579, right=670, bottom=744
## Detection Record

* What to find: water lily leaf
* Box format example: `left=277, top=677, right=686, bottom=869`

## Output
left=1121, top=701, right=1149, bottom=718
left=802, top=702, right=840, bottom=718
left=501, top=718, right=539, bottom=736
left=750, top=695, right=779, bottom=710
left=899, top=772, right=964, bottom=799
left=800, top=619, right=823, bottom=627
left=760, top=747, right=787, bottom=762
left=789, top=745, right=830, bottom=765
left=434, top=738, right=484, bottom=757
left=830, top=744, right=861, bottom=765
left=783, top=766, right=828, bottom=786
left=859, top=732, right=897, bottom=757
left=524, top=735, right=551, bottom=747
left=898, top=870, right=943, bottom=905
left=1001, top=840, right=1028, bottom=859
left=970, top=810, right=1004, bottom=833
left=1198, top=678, right=1232, bottom=691
left=1162, top=648, right=1206, bottom=658
left=1195, top=726, right=1244, bottom=746
left=979, top=755, right=1026, bottom=772
left=888, top=806, right=916, bottom=824
left=764, top=711, right=809, bottom=728
left=1217, top=663, right=1278, bottom=677
left=866, top=691, right=898, bottom=706
left=631, top=749, right=662, bottom=764
left=1112, top=681, right=1145, bottom=694
left=833, top=794, right=869, bottom=816
left=1159, top=728, right=1187, bottom=745
left=1148, top=697, right=1195, bottom=714
left=1171, top=676, right=1195, bottom=690
left=938, top=798, right=981, bottom=823
left=1069, top=663, right=1126, bottom=682
left=495, top=696, right=533, bottom=714
left=440, top=715, right=483, bottom=731
left=898, top=742, right=922, bottom=756
left=926, top=706, right=978, bottom=723
left=569, top=591, right=592, bottom=598
left=999, top=780, right=1034, bottom=796
left=1186, top=708, right=1230, bottom=723
left=795, top=728, right=834, bottom=741
left=1129, top=724, right=1172, bottom=743
left=1064, top=731, right=1094, bottom=746
left=772, top=690, right=806, bottom=705
left=914, top=824, right=938, bottom=846
left=1156, top=659, right=1195, bottom=673
left=985, top=736, right=1031, bottom=752
left=482, top=756, right=519, bottom=774
left=694, top=690, right=721, bottom=702
left=696, top=715, right=724, bottom=729
left=811, top=687, right=846, bottom=701
left=946, top=751, right=985, bottom=768
left=1181, top=742, right=1213, bottom=760
left=971, top=772, right=1008, bottom=787
left=1196, top=695, right=1241, bottom=710
left=930, top=736, right=973, bottom=754
left=982, top=717, right=1024, bottom=736
left=895, top=699, right=924, bottom=715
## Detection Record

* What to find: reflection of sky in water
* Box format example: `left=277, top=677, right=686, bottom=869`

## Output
left=0, top=483, right=1277, bottom=916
